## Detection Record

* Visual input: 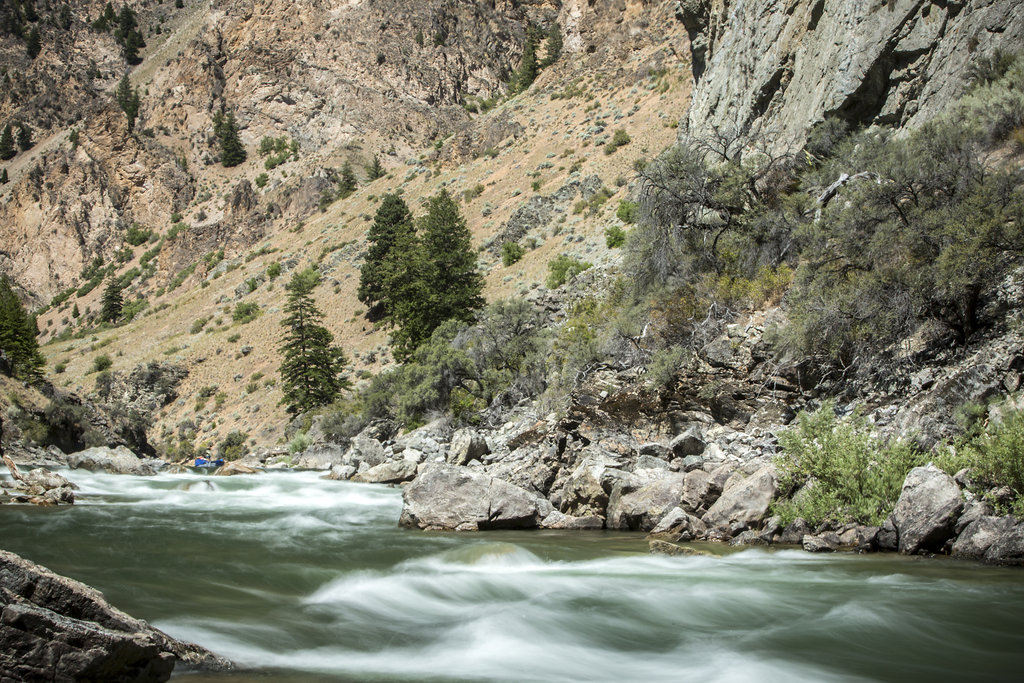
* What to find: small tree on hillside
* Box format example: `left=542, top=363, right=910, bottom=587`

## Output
left=357, top=193, right=415, bottom=319
left=16, top=123, right=31, bottom=151
left=337, top=160, right=357, bottom=199
left=0, top=277, right=45, bottom=381
left=26, top=27, right=41, bottom=59
left=215, top=111, right=246, bottom=167
left=115, top=74, right=141, bottom=132
left=365, top=154, right=385, bottom=181
left=100, top=280, right=123, bottom=323
left=0, top=126, right=12, bottom=160
left=418, top=189, right=484, bottom=328
left=540, top=24, right=562, bottom=68
left=279, top=268, right=348, bottom=413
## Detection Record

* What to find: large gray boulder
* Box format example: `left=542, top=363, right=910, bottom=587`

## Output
left=890, top=464, right=964, bottom=554
left=982, top=522, right=1024, bottom=566
left=952, top=516, right=1016, bottom=561
left=446, top=429, right=490, bottom=466
left=343, top=436, right=386, bottom=469
left=399, top=466, right=542, bottom=531
left=702, top=464, right=778, bottom=533
left=66, top=446, right=164, bottom=476
left=606, top=473, right=687, bottom=531
left=0, top=550, right=230, bottom=682
left=351, top=459, right=418, bottom=484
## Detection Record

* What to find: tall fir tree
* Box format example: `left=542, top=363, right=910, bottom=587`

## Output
left=0, top=124, right=15, bottom=160
left=279, top=268, right=347, bottom=413
left=337, top=160, right=357, bottom=199
left=0, top=168, right=7, bottom=185
left=357, top=193, right=415, bottom=319
left=217, top=111, right=246, bottom=167
left=365, top=154, right=385, bottom=181
left=514, top=28, right=541, bottom=93
left=0, top=277, right=45, bottom=381
left=540, top=24, right=562, bottom=68
left=418, top=189, right=484, bottom=328
left=25, top=26, right=40, bottom=59
left=115, top=74, right=141, bottom=132
left=16, top=123, right=31, bottom=151
left=100, top=279, right=123, bottom=323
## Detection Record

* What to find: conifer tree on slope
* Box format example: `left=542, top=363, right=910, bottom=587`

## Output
left=0, top=277, right=45, bottom=381
left=100, top=279, right=123, bottom=323
left=418, top=189, right=484, bottom=329
left=279, top=268, right=347, bottom=413
left=357, top=193, right=415, bottom=319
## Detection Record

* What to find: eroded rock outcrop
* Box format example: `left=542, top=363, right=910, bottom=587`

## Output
left=400, top=466, right=544, bottom=531
left=889, top=464, right=964, bottom=555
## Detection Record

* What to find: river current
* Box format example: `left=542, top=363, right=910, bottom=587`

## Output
left=2, top=469, right=1023, bottom=682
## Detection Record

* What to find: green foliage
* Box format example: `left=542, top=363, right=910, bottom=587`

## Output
left=546, top=253, right=592, bottom=289
left=365, top=154, right=385, bottom=181
left=115, top=75, right=141, bottom=133
left=279, top=268, right=349, bottom=413
left=615, top=200, right=638, bottom=224
left=0, top=277, right=45, bottom=380
left=100, top=280, right=123, bottom=323
left=644, top=346, right=691, bottom=390
left=337, top=161, right=357, bottom=199
left=540, top=24, right=562, bottom=68
left=288, top=431, right=311, bottom=454
left=0, top=125, right=14, bottom=161
left=605, top=225, right=626, bottom=248
left=501, top=241, right=525, bottom=266
left=217, top=430, right=248, bottom=460
left=357, top=193, right=415, bottom=320
left=214, top=111, right=246, bottom=167
left=266, top=261, right=282, bottom=280
left=125, top=223, right=153, bottom=246
left=512, top=27, right=542, bottom=93
left=254, top=172, right=269, bottom=188
left=772, top=403, right=925, bottom=526
left=959, top=409, right=1024, bottom=517
left=25, top=26, right=40, bottom=58
left=92, top=354, right=112, bottom=373
left=15, top=123, right=31, bottom=151
left=604, top=129, right=631, bottom=155
left=232, top=302, right=260, bottom=324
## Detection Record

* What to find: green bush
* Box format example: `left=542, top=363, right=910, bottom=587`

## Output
left=546, top=253, right=592, bottom=289
left=771, top=403, right=925, bottom=526
left=218, top=430, right=248, bottom=460
left=616, top=200, right=637, bottom=224
left=232, top=302, right=260, bottom=324
left=125, top=224, right=154, bottom=246
left=254, top=172, right=269, bottom=188
left=266, top=262, right=282, bottom=280
left=605, top=225, right=626, bottom=248
left=288, top=431, right=311, bottom=454
left=92, top=355, right=112, bottom=373
left=501, top=242, right=525, bottom=266
left=960, top=409, right=1024, bottom=516
left=604, top=129, right=631, bottom=155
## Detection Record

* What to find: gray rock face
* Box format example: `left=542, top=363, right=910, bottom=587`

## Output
left=446, top=429, right=490, bottom=466
left=650, top=506, right=707, bottom=542
left=684, top=0, right=1024, bottom=152
left=670, top=426, right=706, bottom=457
left=802, top=533, right=840, bottom=553
left=293, top=443, right=346, bottom=470
left=607, top=473, right=687, bottom=531
left=952, top=516, right=1016, bottom=561
left=890, top=464, right=964, bottom=554
left=983, top=523, right=1024, bottom=566
left=702, top=465, right=778, bottom=533
left=399, top=466, right=542, bottom=531
left=344, top=436, right=386, bottom=469
left=540, top=511, right=605, bottom=530
left=66, top=446, right=165, bottom=476
left=351, top=459, right=418, bottom=484
left=0, top=550, right=230, bottom=682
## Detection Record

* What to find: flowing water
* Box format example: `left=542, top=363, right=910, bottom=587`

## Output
left=3, top=469, right=1024, bottom=682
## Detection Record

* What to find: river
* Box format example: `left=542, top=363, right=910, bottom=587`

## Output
left=2, top=469, right=1024, bottom=682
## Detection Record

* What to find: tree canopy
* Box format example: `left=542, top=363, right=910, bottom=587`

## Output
left=0, top=277, right=44, bottom=381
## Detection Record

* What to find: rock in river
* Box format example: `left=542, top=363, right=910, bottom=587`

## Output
left=400, top=465, right=543, bottom=531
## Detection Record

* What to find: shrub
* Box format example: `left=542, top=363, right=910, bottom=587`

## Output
left=960, top=409, right=1024, bottom=516
left=92, top=355, right=112, bottom=373
left=125, top=224, right=154, bottom=246
left=546, top=253, right=592, bottom=289
left=266, top=262, right=282, bottom=280
left=254, top=172, right=269, bottom=188
left=288, top=431, right=311, bottom=454
left=218, top=430, right=248, bottom=460
left=771, top=403, right=925, bottom=526
left=616, top=200, right=638, bottom=224
left=190, top=317, right=210, bottom=334
left=604, top=129, right=631, bottom=155
left=605, top=225, right=626, bottom=248
left=232, top=302, right=260, bottom=324
left=501, top=242, right=525, bottom=266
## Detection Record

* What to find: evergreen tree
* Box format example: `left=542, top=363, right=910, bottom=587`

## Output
left=365, top=154, right=385, bottom=181
left=279, top=268, right=348, bottom=413
left=337, top=161, right=357, bottom=199
left=100, top=279, right=123, bottom=323
left=418, top=189, right=484, bottom=328
left=115, top=4, right=144, bottom=63
left=513, top=28, right=541, bottom=93
left=93, top=2, right=115, bottom=31
left=0, top=125, right=15, bottom=160
left=217, top=111, right=246, bottom=167
left=0, top=277, right=45, bottom=381
left=357, top=193, right=415, bottom=319
left=0, top=168, right=7, bottom=184
left=16, top=123, right=31, bottom=151
left=115, top=74, right=141, bottom=132
left=540, top=24, right=562, bottom=68
left=25, top=26, right=40, bottom=59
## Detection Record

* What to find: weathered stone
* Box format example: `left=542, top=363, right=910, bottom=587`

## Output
left=344, top=436, right=386, bottom=469
left=649, top=506, right=708, bottom=542
left=0, top=550, right=230, bottom=682
left=983, top=523, right=1024, bottom=565
left=648, top=540, right=715, bottom=557
left=875, top=518, right=899, bottom=551
left=802, top=533, right=840, bottom=553
left=607, top=473, right=687, bottom=531
left=634, top=454, right=671, bottom=471
left=66, top=446, right=164, bottom=476
left=215, top=462, right=260, bottom=476
left=637, top=443, right=672, bottom=459
left=321, top=464, right=357, bottom=481
left=702, top=465, right=778, bottom=531
left=730, top=529, right=768, bottom=546
left=399, top=466, right=542, bottom=531
left=837, top=526, right=879, bottom=550
left=446, top=428, right=490, bottom=466
left=540, top=511, right=605, bottom=530
left=351, top=459, right=417, bottom=484
left=890, top=465, right=964, bottom=555
left=670, top=426, right=705, bottom=457
left=681, top=469, right=712, bottom=511
left=293, top=443, right=346, bottom=470
left=952, top=516, right=1016, bottom=561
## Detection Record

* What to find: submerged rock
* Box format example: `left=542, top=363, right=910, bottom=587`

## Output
left=400, top=466, right=542, bottom=531
left=0, top=550, right=231, bottom=682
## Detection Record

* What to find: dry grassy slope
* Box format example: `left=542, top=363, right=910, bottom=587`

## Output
left=37, top=3, right=692, bottom=451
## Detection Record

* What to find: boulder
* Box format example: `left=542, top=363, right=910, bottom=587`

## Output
left=321, top=464, right=357, bottom=481
left=634, top=454, right=671, bottom=471
left=777, top=518, right=813, bottom=545
left=648, top=540, right=715, bottom=557
left=983, top=522, right=1024, bottom=565
left=702, top=464, right=778, bottom=533
left=293, top=443, right=346, bottom=470
left=649, top=506, right=707, bottom=542
left=540, top=511, right=605, bottom=530
left=351, top=459, right=417, bottom=484
left=637, top=443, right=672, bottom=460
left=214, top=462, right=259, bottom=476
left=802, top=533, right=839, bottom=553
left=890, top=465, right=964, bottom=554
left=607, top=473, right=687, bottom=531
left=2, top=456, right=77, bottom=506
left=446, top=429, right=490, bottom=466
left=670, top=426, right=705, bottom=457
left=344, top=436, right=386, bottom=469
left=0, top=550, right=230, bottom=682
left=559, top=457, right=618, bottom=518
left=952, top=516, right=1016, bottom=561
left=399, top=466, right=542, bottom=531
left=66, top=446, right=164, bottom=476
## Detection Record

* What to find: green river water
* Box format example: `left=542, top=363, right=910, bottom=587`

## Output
left=2, top=469, right=1024, bottom=682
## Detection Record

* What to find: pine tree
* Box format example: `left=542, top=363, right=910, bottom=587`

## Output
left=25, top=27, right=41, bottom=59
left=0, top=168, right=7, bottom=184
left=365, top=154, right=385, bottom=181
left=337, top=161, right=357, bottom=199
left=16, top=123, right=31, bottom=151
left=0, top=277, right=45, bottom=381
left=0, top=125, right=15, bottom=160
left=218, top=111, right=246, bottom=167
left=279, top=268, right=347, bottom=413
left=100, top=280, right=123, bottom=323
left=115, top=74, right=141, bottom=132
left=514, top=29, right=541, bottom=93
left=357, top=193, right=415, bottom=319
left=540, top=24, right=562, bottom=68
